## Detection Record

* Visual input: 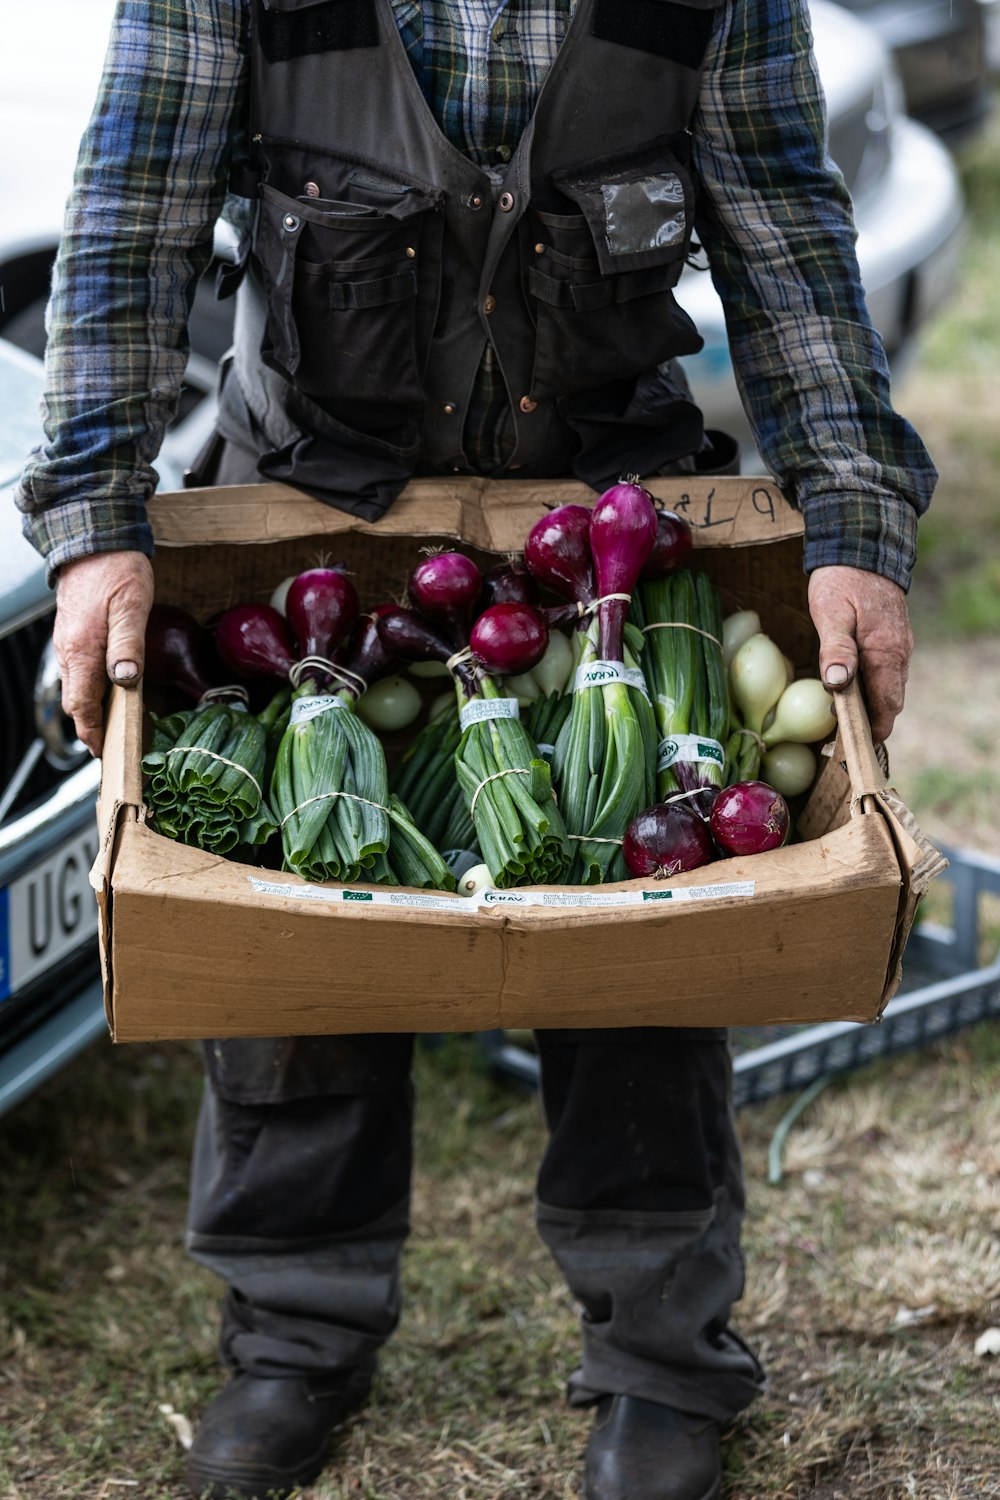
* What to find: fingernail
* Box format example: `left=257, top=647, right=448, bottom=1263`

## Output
left=825, top=664, right=849, bottom=686
left=113, top=661, right=139, bottom=682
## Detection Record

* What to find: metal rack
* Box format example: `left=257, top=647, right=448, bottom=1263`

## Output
left=478, top=844, right=1000, bottom=1109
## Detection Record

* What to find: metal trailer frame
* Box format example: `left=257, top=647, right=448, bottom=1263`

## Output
left=477, top=844, right=1000, bottom=1108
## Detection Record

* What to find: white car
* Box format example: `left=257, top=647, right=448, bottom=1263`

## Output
left=675, top=0, right=966, bottom=449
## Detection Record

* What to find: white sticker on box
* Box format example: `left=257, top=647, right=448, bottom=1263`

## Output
left=247, top=875, right=755, bottom=912
left=459, top=697, right=520, bottom=733
left=475, top=881, right=755, bottom=908
left=290, top=694, right=347, bottom=725
left=656, top=734, right=725, bottom=773
left=247, top=876, right=467, bottom=912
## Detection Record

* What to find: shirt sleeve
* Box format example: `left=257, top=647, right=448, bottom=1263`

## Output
left=690, top=0, right=938, bottom=591
left=14, top=0, right=249, bottom=578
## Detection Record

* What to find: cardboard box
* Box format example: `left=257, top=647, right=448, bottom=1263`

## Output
left=92, top=476, right=946, bottom=1041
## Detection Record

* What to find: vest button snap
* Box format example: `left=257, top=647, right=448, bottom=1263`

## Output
left=483, top=295, right=496, bottom=315
left=469, top=194, right=484, bottom=210
left=303, top=181, right=320, bottom=199
left=283, top=215, right=299, bottom=232
left=406, top=246, right=417, bottom=259
left=519, top=396, right=538, bottom=414
left=534, top=242, right=545, bottom=255
left=442, top=403, right=458, bottom=416
left=499, top=192, right=515, bottom=212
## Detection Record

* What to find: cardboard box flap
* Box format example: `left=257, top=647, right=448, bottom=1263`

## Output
left=831, top=678, right=888, bottom=805
left=151, top=475, right=805, bottom=553
left=95, top=683, right=145, bottom=845
left=796, top=681, right=880, bottom=842
left=90, top=683, right=145, bottom=1031
left=873, top=786, right=950, bottom=1009
left=795, top=679, right=947, bottom=1008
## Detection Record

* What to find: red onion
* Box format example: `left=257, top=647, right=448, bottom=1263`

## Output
left=479, top=560, right=539, bottom=611
left=589, top=479, right=659, bottom=660
left=285, top=566, right=359, bottom=660
left=377, top=606, right=478, bottom=697
left=375, top=605, right=452, bottom=663
left=215, top=603, right=298, bottom=681
left=470, top=603, right=549, bottom=677
left=709, top=780, right=790, bottom=856
left=144, top=604, right=217, bottom=701
left=523, top=504, right=595, bottom=607
left=640, top=509, right=693, bottom=579
left=623, top=801, right=715, bottom=878
left=407, top=551, right=483, bottom=645
left=338, top=604, right=403, bottom=694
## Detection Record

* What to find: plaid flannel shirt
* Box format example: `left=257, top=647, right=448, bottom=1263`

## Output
left=16, top=0, right=937, bottom=588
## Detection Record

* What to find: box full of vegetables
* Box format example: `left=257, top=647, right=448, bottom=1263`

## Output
left=92, top=475, right=946, bottom=1042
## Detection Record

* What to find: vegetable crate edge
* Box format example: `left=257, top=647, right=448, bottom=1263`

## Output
left=91, top=476, right=946, bottom=1043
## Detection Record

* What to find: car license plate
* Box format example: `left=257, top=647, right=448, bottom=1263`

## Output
left=0, top=826, right=100, bottom=1003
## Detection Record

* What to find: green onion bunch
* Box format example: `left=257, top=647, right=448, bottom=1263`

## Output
left=453, top=676, right=571, bottom=888
left=635, top=568, right=730, bottom=808
left=142, top=699, right=279, bottom=855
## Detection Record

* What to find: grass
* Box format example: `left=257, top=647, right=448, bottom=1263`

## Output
left=6, top=1031, right=1000, bottom=1499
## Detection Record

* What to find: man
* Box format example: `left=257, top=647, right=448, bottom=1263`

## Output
left=17, top=2, right=936, bottom=1497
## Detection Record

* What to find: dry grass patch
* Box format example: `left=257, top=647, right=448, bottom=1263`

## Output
left=4, top=1030, right=1000, bottom=1499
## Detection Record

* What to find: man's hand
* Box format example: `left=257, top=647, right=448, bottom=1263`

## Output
left=807, top=565, right=913, bottom=745
left=53, top=551, right=155, bottom=757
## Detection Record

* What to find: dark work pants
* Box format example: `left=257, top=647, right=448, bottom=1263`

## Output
left=187, top=1029, right=764, bottom=1422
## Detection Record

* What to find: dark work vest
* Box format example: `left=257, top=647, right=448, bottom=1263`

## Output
left=221, top=0, right=725, bottom=518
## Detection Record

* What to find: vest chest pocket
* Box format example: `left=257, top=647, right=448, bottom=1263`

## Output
left=255, top=181, right=441, bottom=405
left=526, top=143, right=702, bottom=401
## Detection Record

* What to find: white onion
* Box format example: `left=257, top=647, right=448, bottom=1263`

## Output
left=458, top=862, right=493, bottom=897
left=722, top=609, right=761, bottom=668
left=531, top=630, right=574, bottom=697
left=269, top=575, right=297, bottom=615
left=762, top=678, right=836, bottom=746
left=761, top=741, right=817, bottom=797
left=504, top=669, right=541, bottom=707
left=356, top=675, right=422, bottom=731
left=730, top=633, right=788, bottom=735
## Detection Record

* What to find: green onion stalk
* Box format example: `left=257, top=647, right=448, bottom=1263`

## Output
left=389, top=701, right=477, bottom=856
left=523, top=688, right=573, bottom=763
left=636, top=568, right=730, bottom=815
